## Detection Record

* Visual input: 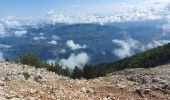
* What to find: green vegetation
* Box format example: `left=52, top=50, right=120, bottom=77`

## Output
left=16, top=52, right=46, bottom=68
left=16, top=52, right=71, bottom=77
left=72, top=66, right=83, bottom=79
left=94, top=43, right=170, bottom=76
left=22, top=72, right=30, bottom=80
left=12, top=43, right=170, bottom=79
left=71, top=65, right=102, bottom=79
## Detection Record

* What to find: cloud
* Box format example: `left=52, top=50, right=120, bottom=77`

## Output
left=1, top=1, right=170, bottom=27
left=0, top=24, right=6, bottom=37
left=47, top=9, right=55, bottom=16
left=141, top=40, right=170, bottom=51
left=52, top=35, right=60, bottom=40
left=60, top=49, right=67, bottom=53
left=112, top=38, right=139, bottom=59
left=1, top=16, right=22, bottom=28
left=59, top=52, right=90, bottom=69
left=0, top=44, right=11, bottom=48
left=43, top=0, right=170, bottom=24
left=113, top=38, right=170, bottom=59
left=14, top=30, right=27, bottom=37
left=48, top=40, right=57, bottom=45
left=66, top=40, right=87, bottom=50
left=0, top=16, right=41, bottom=37
left=166, top=4, right=170, bottom=11
left=33, top=36, right=45, bottom=41
left=39, top=33, right=44, bottom=35
left=162, top=23, right=170, bottom=35
left=47, top=58, right=58, bottom=65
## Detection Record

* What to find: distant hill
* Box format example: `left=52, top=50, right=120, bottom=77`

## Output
left=94, top=43, right=170, bottom=75
left=1, top=22, right=170, bottom=66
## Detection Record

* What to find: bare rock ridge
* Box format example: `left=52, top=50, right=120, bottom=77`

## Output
left=0, top=61, right=170, bottom=100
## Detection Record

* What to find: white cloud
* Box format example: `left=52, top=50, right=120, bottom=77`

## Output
left=14, top=30, right=27, bottom=37
left=1, top=0, right=170, bottom=27
left=0, top=44, right=11, bottom=48
left=1, top=16, right=41, bottom=28
left=59, top=52, right=90, bottom=69
left=141, top=40, right=170, bottom=51
left=66, top=40, right=87, bottom=50
left=47, top=59, right=57, bottom=65
left=47, top=9, right=55, bottom=16
left=112, top=38, right=139, bottom=59
left=39, top=33, right=44, bottom=35
left=1, top=16, right=22, bottom=28
left=48, top=40, right=57, bottom=45
left=162, top=23, right=170, bottom=36
left=43, top=0, right=170, bottom=24
left=113, top=38, right=170, bottom=59
left=33, top=36, right=45, bottom=41
left=60, top=49, right=67, bottom=53
left=0, top=24, right=5, bottom=36
left=52, top=35, right=60, bottom=40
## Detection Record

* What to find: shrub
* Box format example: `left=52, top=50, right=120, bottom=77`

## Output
left=22, top=72, right=30, bottom=80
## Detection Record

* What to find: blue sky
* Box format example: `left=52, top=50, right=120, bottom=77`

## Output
left=0, top=0, right=141, bottom=18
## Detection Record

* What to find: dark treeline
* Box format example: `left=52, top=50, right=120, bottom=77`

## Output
left=15, top=52, right=71, bottom=77
left=6, top=43, right=170, bottom=79
left=13, top=52, right=101, bottom=79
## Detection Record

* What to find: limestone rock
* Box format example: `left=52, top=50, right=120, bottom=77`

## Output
left=0, top=61, right=169, bottom=100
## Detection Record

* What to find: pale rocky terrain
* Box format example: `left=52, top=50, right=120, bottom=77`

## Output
left=0, top=61, right=170, bottom=100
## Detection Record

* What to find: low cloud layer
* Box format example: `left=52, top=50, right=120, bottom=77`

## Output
left=112, top=38, right=139, bottom=59
left=66, top=40, right=87, bottom=50
left=141, top=40, right=170, bottom=51
left=59, top=52, right=90, bottom=69
left=112, top=37, right=170, bottom=59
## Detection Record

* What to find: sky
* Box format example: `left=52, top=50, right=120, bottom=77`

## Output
left=0, top=0, right=141, bottom=18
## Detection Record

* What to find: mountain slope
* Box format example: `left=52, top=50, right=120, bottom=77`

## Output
left=0, top=61, right=170, bottom=100
left=95, top=43, right=170, bottom=75
left=1, top=22, right=170, bottom=66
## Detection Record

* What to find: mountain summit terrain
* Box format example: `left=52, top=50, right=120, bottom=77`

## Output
left=0, top=61, right=170, bottom=100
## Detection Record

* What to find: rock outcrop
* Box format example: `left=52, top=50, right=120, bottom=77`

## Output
left=0, top=61, right=170, bottom=100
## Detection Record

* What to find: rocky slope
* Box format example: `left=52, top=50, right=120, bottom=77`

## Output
left=0, top=61, right=170, bottom=100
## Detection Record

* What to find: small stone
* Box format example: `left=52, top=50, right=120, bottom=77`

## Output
left=110, top=97, right=116, bottom=100
left=4, top=93, right=16, bottom=99
left=81, top=87, right=87, bottom=93
left=144, top=89, right=151, bottom=94
left=29, top=89, right=37, bottom=94
left=103, top=97, right=109, bottom=100
left=10, top=98, right=20, bottom=100
left=24, top=96, right=35, bottom=100
left=0, top=96, right=7, bottom=100
left=86, top=88, right=94, bottom=93
left=0, top=80, right=4, bottom=86
left=142, top=76, right=152, bottom=84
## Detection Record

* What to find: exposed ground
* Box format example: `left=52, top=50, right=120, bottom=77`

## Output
left=0, top=61, right=170, bottom=100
